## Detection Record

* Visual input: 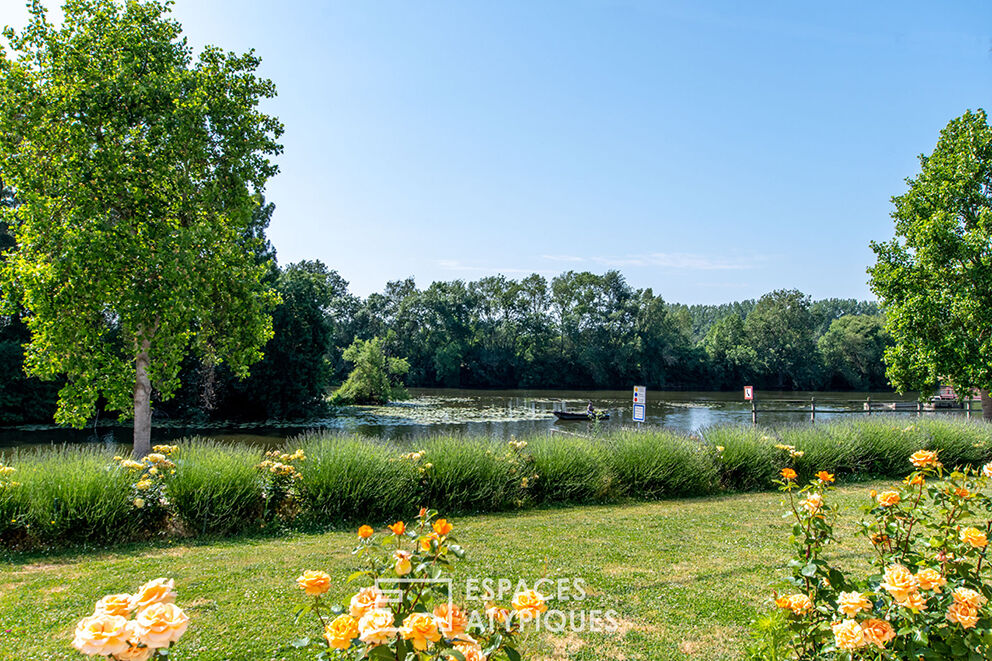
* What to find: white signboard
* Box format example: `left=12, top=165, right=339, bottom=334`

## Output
left=633, top=385, right=646, bottom=422
left=744, top=385, right=754, bottom=401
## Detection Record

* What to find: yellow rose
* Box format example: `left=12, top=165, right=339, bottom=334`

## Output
left=433, top=602, right=469, bottom=635
left=784, top=594, right=812, bottom=616
left=146, top=453, right=167, bottom=464
left=358, top=608, right=396, bottom=647
left=72, top=613, right=131, bottom=657
left=915, top=568, right=946, bottom=592
left=511, top=590, right=547, bottom=621
left=296, top=570, right=332, bottom=596
left=394, top=550, right=412, bottom=577
left=876, top=491, right=901, bottom=507
left=909, top=450, right=940, bottom=468
left=897, top=590, right=927, bottom=612
left=880, top=565, right=917, bottom=603
left=94, top=593, right=133, bottom=618
left=947, top=601, right=979, bottom=629
left=129, top=578, right=176, bottom=612
left=135, top=480, right=152, bottom=491
left=453, top=635, right=488, bottom=661
left=349, top=586, right=386, bottom=619
left=952, top=587, right=987, bottom=608
left=485, top=603, right=510, bottom=625
left=960, top=527, right=988, bottom=549
left=836, top=591, right=871, bottom=617
left=117, top=622, right=153, bottom=661
left=401, top=612, right=442, bottom=651
left=801, top=493, right=824, bottom=514
left=132, top=602, right=189, bottom=648
left=831, top=619, right=865, bottom=650
left=133, top=498, right=146, bottom=509
left=324, top=614, right=359, bottom=650
left=860, top=618, right=895, bottom=648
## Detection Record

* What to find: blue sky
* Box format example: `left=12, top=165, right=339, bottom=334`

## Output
left=3, top=1, right=991, bottom=303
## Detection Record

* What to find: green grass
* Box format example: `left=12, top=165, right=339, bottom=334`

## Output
left=0, top=480, right=890, bottom=661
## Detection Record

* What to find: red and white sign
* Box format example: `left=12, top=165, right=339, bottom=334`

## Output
left=744, top=385, right=754, bottom=401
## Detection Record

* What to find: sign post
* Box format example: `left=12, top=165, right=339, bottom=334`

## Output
left=632, top=385, right=646, bottom=425
left=744, top=385, right=756, bottom=424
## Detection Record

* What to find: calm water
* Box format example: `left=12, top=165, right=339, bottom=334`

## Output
left=0, top=388, right=955, bottom=451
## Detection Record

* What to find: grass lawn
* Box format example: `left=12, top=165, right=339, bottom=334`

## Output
left=0, top=481, right=887, bottom=661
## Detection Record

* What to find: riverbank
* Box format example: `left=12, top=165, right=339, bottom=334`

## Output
left=2, top=418, right=990, bottom=552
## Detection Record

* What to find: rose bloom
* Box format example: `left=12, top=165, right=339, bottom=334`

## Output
left=837, top=591, right=872, bottom=617
left=801, top=493, right=823, bottom=514
left=350, top=586, right=387, bottom=619
left=95, top=593, right=133, bottom=618
left=401, top=612, right=442, bottom=651
left=880, top=565, right=918, bottom=603
left=72, top=613, right=131, bottom=657
left=955, top=487, right=971, bottom=499
left=116, top=622, right=153, bottom=661
left=860, top=619, right=895, bottom=648
left=780, top=468, right=797, bottom=480
left=897, top=590, right=927, bottom=613
left=952, top=587, right=987, bottom=608
left=816, top=471, right=835, bottom=483
left=876, top=491, right=901, bottom=507
left=388, top=521, right=406, bottom=535
left=831, top=619, right=865, bottom=650
left=983, top=462, right=992, bottom=479
left=511, top=590, right=548, bottom=620
left=434, top=602, right=469, bottom=635
left=909, top=450, right=940, bottom=468
left=324, top=614, right=359, bottom=650
left=947, top=601, right=979, bottom=629
left=358, top=525, right=374, bottom=539
left=420, top=532, right=442, bottom=553
left=905, top=474, right=924, bottom=486
left=433, top=519, right=453, bottom=536
left=960, top=527, right=988, bottom=549
left=133, top=602, right=189, bottom=648
left=129, top=578, right=177, bottom=612
left=915, top=568, right=946, bottom=592
left=394, top=550, right=413, bottom=576
left=358, top=608, right=396, bottom=647
left=296, top=569, right=332, bottom=596
left=454, top=635, right=488, bottom=661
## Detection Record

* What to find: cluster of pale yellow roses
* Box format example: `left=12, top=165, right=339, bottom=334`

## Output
left=72, top=578, right=188, bottom=660
left=257, top=448, right=306, bottom=477
left=113, top=447, right=176, bottom=509
left=0, top=461, right=18, bottom=488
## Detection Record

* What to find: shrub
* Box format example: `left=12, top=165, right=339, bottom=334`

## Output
left=605, top=429, right=719, bottom=499
left=165, top=441, right=263, bottom=536
left=705, top=426, right=780, bottom=491
left=528, top=435, right=609, bottom=504
left=418, top=436, right=532, bottom=513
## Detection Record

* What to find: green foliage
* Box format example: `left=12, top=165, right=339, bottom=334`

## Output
left=817, top=314, right=889, bottom=390
left=330, top=336, right=409, bottom=404
left=528, top=436, right=610, bottom=503
left=743, top=290, right=820, bottom=389
left=164, top=442, right=262, bottom=536
left=869, top=109, right=992, bottom=398
left=0, top=0, right=281, bottom=444
left=604, top=429, right=720, bottom=499
left=417, top=437, right=531, bottom=513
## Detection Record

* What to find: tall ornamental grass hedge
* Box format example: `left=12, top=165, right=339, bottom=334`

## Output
left=3, top=417, right=992, bottom=551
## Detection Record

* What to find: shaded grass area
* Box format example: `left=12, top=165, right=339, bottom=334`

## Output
left=0, top=481, right=888, bottom=661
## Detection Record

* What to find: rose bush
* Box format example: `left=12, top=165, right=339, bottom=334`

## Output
left=750, top=449, right=992, bottom=659
left=291, top=508, right=542, bottom=660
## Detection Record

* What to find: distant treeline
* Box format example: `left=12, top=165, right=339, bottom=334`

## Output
left=1, top=218, right=889, bottom=424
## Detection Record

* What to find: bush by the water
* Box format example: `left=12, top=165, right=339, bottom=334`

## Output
left=4, top=417, right=992, bottom=551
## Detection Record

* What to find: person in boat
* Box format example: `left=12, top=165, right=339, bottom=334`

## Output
left=586, top=401, right=595, bottom=416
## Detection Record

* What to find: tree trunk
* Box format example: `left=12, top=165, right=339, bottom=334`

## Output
left=981, top=389, right=992, bottom=422
left=133, top=332, right=153, bottom=458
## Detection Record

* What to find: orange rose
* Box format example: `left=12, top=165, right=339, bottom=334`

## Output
left=433, top=519, right=453, bottom=536
left=947, top=601, right=979, bottom=629
left=433, top=602, right=469, bottom=635
left=836, top=591, right=871, bottom=617
left=349, top=586, right=386, bottom=619
left=816, top=471, right=835, bottom=483
left=909, top=450, right=940, bottom=468
left=358, top=525, right=374, bottom=539
left=116, top=625, right=154, bottom=661
left=860, top=619, right=895, bottom=648
left=784, top=593, right=812, bottom=616
left=420, top=532, right=442, bottom=553
left=960, top=527, right=988, bottom=549
left=898, top=590, right=927, bottom=612
left=952, top=587, right=987, bottom=608
left=128, top=578, right=176, bottom=613
left=388, top=521, right=406, bottom=535
left=71, top=613, right=130, bottom=657
left=876, top=491, right=900, bottom=507
left=780, top=468, right=797, bottom=481
left=324, top=614, right=359, bottom=650
left=419, top=507, right=428, bottom=518
left=296, top=570, right=332, bottom=596
left=401, top=612, right=442, bottom=651
left=831, top=619, right=865, bottom=650
left=453, top=636, right=487, bottom=661
left=869, top=489, right=878, bottom=499
left=94, top=593, right=133, bottom=618
left=511, top=590, right=547, bottom=620
left=880, top=564, right=918, bottom=603
left=915, top=568, right=946, bottom=592
left=905, top=474, right=924, bottom=486
left=358, top=608, right=396, bottom=647
left=485, top=602, right=510, bottom=625
left=801, top=493, right=823, bottom=514
left=132, top=602, right=189, bottom=648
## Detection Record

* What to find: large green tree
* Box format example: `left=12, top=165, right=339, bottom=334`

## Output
left=0, top=0, right=282, bottom=454
left=870, top=109, right=992, bottom=419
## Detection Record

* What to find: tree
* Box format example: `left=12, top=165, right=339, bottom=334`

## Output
left=0, top=1, right=283, bottom=454
left=818, top=315, right=890, bottom=390
left=743, top=290, right=820, bottom=389
left=869, top=109, right=992, bottom=419
left=331, top=337, right=410, bottom=405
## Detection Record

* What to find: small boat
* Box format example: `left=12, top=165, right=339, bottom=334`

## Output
left=553, top=411, right=610, bottom=421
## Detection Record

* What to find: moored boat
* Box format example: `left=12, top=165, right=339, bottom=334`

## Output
left=553, top=411, right=610, bottom=421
